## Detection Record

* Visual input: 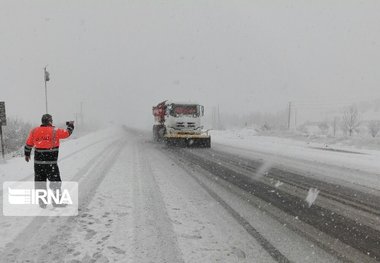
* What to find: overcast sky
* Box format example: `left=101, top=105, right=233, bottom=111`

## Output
left=1, top=0, right=379, bottom=128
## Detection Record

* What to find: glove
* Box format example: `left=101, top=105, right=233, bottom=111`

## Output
left=66, top=121, right=74, bottom=134
left=25, top=156, right=30, bottom=162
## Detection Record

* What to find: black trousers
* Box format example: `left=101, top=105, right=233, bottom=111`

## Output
left=34, top=163, right=62, bottom=193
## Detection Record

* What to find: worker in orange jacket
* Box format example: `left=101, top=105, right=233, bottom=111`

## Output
left=24, top=114, right=74, bottom=208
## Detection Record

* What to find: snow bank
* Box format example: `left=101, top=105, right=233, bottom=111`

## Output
left=211, top=129, right=380, bottom=190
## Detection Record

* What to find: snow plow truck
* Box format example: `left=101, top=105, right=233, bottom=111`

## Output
left=152, top=101, right=211, bottom=148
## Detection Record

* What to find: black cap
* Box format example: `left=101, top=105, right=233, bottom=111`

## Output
left=41, top=114, right=53, bottom=125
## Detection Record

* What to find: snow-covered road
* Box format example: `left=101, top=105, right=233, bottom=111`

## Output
left=0, top=127, right=378, bottom=262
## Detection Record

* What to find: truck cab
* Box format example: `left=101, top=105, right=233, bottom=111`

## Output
left=165, top=103, right=204, bottom=135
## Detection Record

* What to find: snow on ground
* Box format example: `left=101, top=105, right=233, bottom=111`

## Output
left=0, top=127, right=280, bottom=262
left=0, top=126, right=125, bottom=250
left=0, top=126, right=343, bottom=262
left=211, top=128, right=380, bottom=191
left=260, top=129, right=380, bottom=151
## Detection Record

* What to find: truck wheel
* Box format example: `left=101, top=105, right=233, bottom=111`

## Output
left=152, top=125, right=159, bottom=142
left=157, top=126, right=166, bottom=141
left=204, top=138, right=211, bottom=148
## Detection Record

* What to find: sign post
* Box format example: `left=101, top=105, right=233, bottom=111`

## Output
left=0, top=102, right=6, bottom=159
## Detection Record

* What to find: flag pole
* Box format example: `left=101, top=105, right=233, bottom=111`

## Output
left=44, top=66, right=49, bottom=114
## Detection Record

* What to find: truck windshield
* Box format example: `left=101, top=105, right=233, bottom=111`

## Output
left=170, top=105, right=199, bottom=117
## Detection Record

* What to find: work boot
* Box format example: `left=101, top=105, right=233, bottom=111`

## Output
left=51, top=188, right=67, bottom=208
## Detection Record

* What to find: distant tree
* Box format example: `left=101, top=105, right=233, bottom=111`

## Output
left=318, top=121, right=329, bottom=135
left=3, top=118, right=32, bottom=155
left=261, top=122, right=271, bottom=131
left=368, top=120, right=380, bottom=138
left=342, top=105, right=360, bottom=136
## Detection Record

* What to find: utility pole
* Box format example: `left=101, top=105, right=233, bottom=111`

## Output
left=217, top=104, right=221, bottom=130
left=80, top=101, right=84, bottom=127
left=288, top=101, right=292, bottom=130
left=212, top=107, right=216, bottom=129
left=44, top=66, right=50, bottom=114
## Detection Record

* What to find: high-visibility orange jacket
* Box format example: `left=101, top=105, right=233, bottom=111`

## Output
left=24, top=124, right=73, bottom=163
left=26, top=125, right=70, bottom=149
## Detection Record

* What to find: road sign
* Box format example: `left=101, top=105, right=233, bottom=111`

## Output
left=0, top=102, right=6, bottom=126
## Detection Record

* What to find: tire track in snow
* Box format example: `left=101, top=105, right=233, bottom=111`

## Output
left=34, top=138, right=128, bottom=262
left=207, top=149, right=380, bottom=217
left=132, top=142, right=184, bottom=263
left=170, top=147, right=380, bottom=262
left=163, top=147, right=291, bottom=263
